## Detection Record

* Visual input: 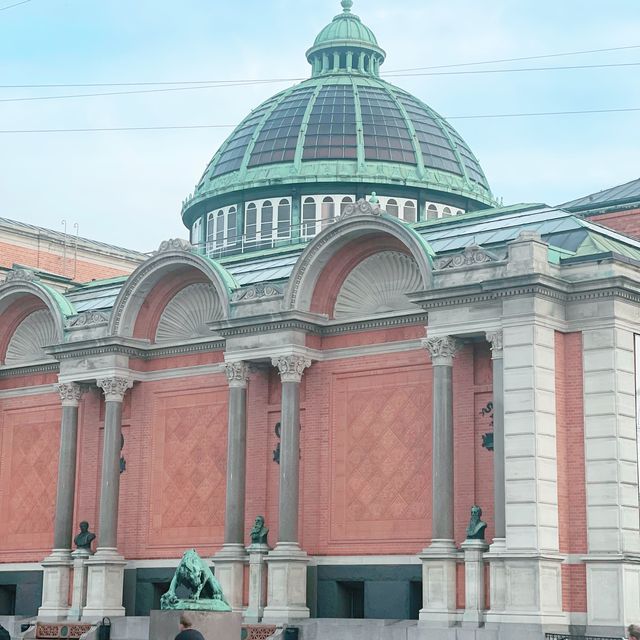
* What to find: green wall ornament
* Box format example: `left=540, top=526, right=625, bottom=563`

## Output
left=160, top=549, right=231, bottom=611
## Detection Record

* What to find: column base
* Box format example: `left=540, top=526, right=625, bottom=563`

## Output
left=262, top=542, right=310, bottom=623
left=82, top=547, right=126, bottom=620
left=418, top=539, right=460, bottom=627
left=212, top=543, right=248, bottom=613
left=38, top=549, right=72, bottom=619
left=484, top=539, right=506, bottom=620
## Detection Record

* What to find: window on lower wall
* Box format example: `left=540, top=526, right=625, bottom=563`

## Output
left=337, top=581, right=364, bottom=619
left=0, top=585, right=16, bottom=615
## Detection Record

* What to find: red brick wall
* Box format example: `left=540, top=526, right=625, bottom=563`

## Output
left=588, top=208, right=640, bottom=240
left=555, top=331, right=587, bottom=612
left=0, top=393, right=60, bottom=561
left=0, top=240, right=136, bottom=282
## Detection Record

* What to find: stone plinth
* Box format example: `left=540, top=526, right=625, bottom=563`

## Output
left=38, top=549, right=72, bottom=619
left=212, top=543, right=247, bottom=613
left=262, top=543, right=310, bottom=623
left=149, top=610, right=241, bottom=640
left=82, top=548, right=126, bottom=619
left=245, top=543, right=270, bottom=623
left=418, top=540, right=460, bottom=626
left=461, top=539, right=489, bottom=627
left=69, top=548, right=91, bottom=620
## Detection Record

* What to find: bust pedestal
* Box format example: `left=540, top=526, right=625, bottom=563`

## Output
left=69, top=548, right=91, bottom=620
left=462, top=538, right=489, bottom=627
left=245, top=543, right=270, bottom=623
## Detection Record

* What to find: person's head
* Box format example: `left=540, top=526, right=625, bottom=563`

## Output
left=628, top=624, right=640, bottom=639
left=179, top=614, right=192, bottom=631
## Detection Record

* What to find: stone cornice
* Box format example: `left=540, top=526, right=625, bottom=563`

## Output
left=0, top=361, right=59, bottom=378
left=214, top=310, right=429, bottom=338
left=409, top=273, right=640, bottom=310
left=46, top=336, right=226, bottom=361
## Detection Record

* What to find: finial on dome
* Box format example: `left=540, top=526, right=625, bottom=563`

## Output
left=341, top=0, right=353, bottom=13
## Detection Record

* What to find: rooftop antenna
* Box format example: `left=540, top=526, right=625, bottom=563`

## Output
left=73, top=223, right=79, bottom=279
left=61, top=219, right=68, bottom=277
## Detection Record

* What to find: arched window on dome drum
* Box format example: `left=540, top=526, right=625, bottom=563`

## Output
left=261, top=200, right=273, bottom=241
left=386, top=199, right=399, bottom=218
left=302, top=197, right=317, bottom=238
left=216, top=210, right=225, bottom=247
left=427, top=204, right=438, bottom=220
left=207, top=213, right=215, bottom=253
left=443, top=207, right=452, bottom=217
left=457, top=210, right=464, bottom=216
left=245, top=203, right=257, bottom=243
left=321, top=197, right=335, bottom=227
left=227, top=207, right=237, bottom=245
left=340, top=197, right=353, bottom=216
left=403, top=201, right=417, bottom=223
left=277, top=199, right=291, bottom=238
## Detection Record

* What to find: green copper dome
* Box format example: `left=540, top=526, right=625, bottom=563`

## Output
left=182, top=1, right=494, bottom=227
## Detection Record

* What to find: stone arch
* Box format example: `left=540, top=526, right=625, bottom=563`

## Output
left=0, top=275, right=70, bottom=365
left=108, top=246, right=236, bottom=341
left=285, top=212, right=433, bottom=317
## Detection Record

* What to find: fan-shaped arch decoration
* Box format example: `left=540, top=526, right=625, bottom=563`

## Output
left=5, top=309, right=57, bottom=365
left=333, top=251, right=422, bottom=319
left=155, top=283, right=224, bottom=343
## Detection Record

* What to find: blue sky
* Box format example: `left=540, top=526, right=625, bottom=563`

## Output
left=1, top=0, right=639, bottom=251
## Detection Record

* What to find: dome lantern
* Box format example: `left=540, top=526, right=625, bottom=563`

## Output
left=305, top=0, right=386, bottom=77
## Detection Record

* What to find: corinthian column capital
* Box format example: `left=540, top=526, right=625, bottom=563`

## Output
left=422, top=336, right=461, bottom=366
left=486, top=330, right=504, bottom=359
left=97, top=377, right=133, bottom=402
left=272, top=355, right=311, bottom=383
left=56, top=382, right=86, bottom=407
left=224, top=361, right=250, bottom=388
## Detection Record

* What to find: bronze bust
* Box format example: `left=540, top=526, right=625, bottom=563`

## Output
left=249, top=516, right=269, bottom=546
left=465, top=505, right=487, bottom=540
left=74, top=521, right=96, bottom=550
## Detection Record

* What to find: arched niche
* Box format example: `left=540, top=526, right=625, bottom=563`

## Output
left=108, top=250, right=236, bottom=342
left=0, top=279, right=69, bottom=365
left=285, top=214, right=433, bottom=318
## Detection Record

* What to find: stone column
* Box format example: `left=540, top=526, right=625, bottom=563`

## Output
left=462, top=538, right=489, bottom=627
left=263, top=355, right=311, bottom=623
left=83, top=376, right=132, bottom=620
left=485, top=330, right=507, bottom=618
left=39, top=382, right=85, bottom=619
left=419, top=336, right=461, bottom=626
left=213, top=361, right=250, bottom=613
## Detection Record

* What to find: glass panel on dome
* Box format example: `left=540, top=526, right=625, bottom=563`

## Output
left=261, top=201, right=274, bottom=240
left=206, top=213, right=215, bottom=252
left=302, top=85, right=357, bottom=161
left=246, top=203, right=257, bottom=243
left=386, top=199, right=399, bottom=217
left=396, top=94, right=464, bottom=177
left=277, top=199, right=291, bottom=238
left=211, top=98, right=277, bottom=177
left=403, top=201, right=417, bottom=222
left=248, top=88, right=314, bottom=167
left=227, top=207, right=237, bottom=245
left=321, top=197, right=335, bottom=226
left=358, top=87, right=415, bottom=164
left=302, top=197, right=317, bottom=237
left=340, top=196, right=353, bottom=215
left=427, top=204, right=438, bottom=220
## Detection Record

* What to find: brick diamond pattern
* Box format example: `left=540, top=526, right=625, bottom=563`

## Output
left=345, top=383, right=429, bottom=523
left=7, top=415, right=59, bottom=535
left=160, top=403, right=227, bottom=530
